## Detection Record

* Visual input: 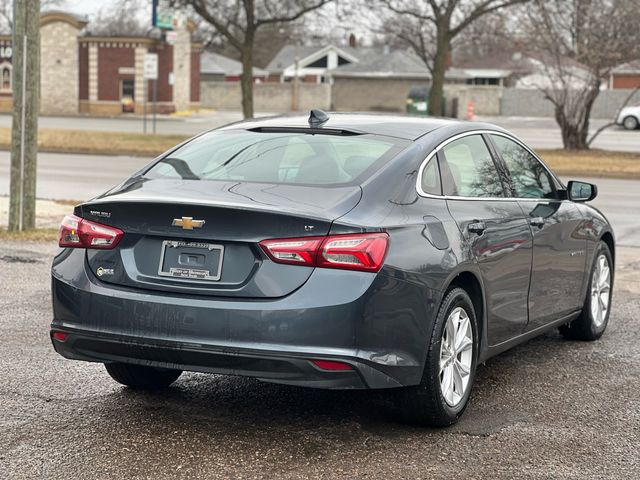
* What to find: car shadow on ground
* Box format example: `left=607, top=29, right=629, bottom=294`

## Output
left=89, top=329, right=578, bottom=439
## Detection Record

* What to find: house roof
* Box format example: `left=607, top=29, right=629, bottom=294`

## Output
left=330, top=49, right=469, bottom=80
left=455, top=49, right=591, bottom=79
left=201, top=51, right=267, bottom=77
left=266, top=44, right=359, bottom=72
left=612, top=60, right=640, bottom=74
left=459, top=68, right=513, bottom=79
left=267, top=43, right=476, bottom=80
left=331, top=49, right=426, bottom=77
left=455, top=50, right=534, bottom=74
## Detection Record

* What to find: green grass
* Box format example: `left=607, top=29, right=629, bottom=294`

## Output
left=535, top=149, right=640, bottom=179
left=0, top=228, right=58, bottom=242
left=0, top=128, right=189, bottom=157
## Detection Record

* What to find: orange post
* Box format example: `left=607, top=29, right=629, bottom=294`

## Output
left=466, top=101, right=475, bottom=120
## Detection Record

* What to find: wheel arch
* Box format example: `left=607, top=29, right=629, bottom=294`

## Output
left=600, top=231, right=615, bottom=265
left=445, top=270, right=485, bottom=356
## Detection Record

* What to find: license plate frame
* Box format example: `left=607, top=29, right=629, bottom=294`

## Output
left=157, top=240, right=224, bottom=281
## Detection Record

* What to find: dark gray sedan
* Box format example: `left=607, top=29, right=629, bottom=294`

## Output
left=50, top=111, right=614, bottom=426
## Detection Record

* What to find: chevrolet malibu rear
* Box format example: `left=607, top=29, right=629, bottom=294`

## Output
left=52, top=112, right=614, bottom=427
left=51, top=117, right=426, bottom=393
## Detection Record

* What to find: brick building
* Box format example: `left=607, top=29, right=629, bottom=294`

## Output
left=609, top=61, right=640, bottom=89
left=0, top=11, right=201, bottom=116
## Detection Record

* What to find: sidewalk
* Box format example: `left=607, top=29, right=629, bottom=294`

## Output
left=0, top=196, right=73, bottom=230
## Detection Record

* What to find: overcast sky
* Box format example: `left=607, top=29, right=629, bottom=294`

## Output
left=60, top=0, right=107, bottom=16
left=55, top=0, right=377, bottom=46
left=60, top=0, right=151, bottom=22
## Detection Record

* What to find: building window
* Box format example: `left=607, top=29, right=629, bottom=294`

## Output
left=121, top=79, right=135, bottom=99
left=307, top=56, right=328, bottom=68
left=121, top=79, right=135, bottom=113
left=0, top=64, right=11, bottom=92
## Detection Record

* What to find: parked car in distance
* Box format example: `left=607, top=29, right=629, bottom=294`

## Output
left=616, top=103, right=640, bottom=130
left=50, top=111, right=615, bottom=427
left=406, top=86, right=430, bottom=115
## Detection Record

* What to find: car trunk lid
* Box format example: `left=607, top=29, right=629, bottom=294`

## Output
left=78, top=178, right=362, bottom=298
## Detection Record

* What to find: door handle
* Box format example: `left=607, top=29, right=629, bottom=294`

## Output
left=467, top=221, right=486, bottom=235
left=529, top=216, right=545, bottom=228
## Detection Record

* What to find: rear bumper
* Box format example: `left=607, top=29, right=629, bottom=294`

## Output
left=51, top=248, right=438, bottom=389
left=50, top=328, right=401, bottom=389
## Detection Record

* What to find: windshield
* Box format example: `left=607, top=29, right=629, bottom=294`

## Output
left=144, top=130, right=407, bottom=186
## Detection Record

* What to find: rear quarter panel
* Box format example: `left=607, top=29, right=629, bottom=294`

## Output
left=335, top=140, right=479, bottom=381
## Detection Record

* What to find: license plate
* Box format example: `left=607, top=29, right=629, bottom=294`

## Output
left=158, top=240, right=224, bottom=281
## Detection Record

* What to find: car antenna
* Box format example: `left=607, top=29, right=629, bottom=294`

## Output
left=308, top=109, right=329, bottom=127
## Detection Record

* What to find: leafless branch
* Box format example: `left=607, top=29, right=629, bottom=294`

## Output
left=587, top=86, right=640, bottom=147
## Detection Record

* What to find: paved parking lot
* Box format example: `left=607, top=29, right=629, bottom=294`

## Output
left=1, top=241, right=639, bottom=479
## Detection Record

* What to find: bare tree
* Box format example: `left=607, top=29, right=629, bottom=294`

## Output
left=524, top=0, right=640, bottom=150
left=379, top=0, right=528, bottom=116
left=177, top=0, right=333, bottom=118
left=88, top=0, right=148, bottom=37
left=0, top=0, right=63, bottom=32
left=210, top=21, right=297, bottom=69
left=587, top=86, right=640, bottom=147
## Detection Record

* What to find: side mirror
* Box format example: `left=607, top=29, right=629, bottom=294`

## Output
left=567, top=181, right=597, bottom=202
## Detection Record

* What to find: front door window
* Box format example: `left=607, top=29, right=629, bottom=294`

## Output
left=490, top=135, right=556, bottom=199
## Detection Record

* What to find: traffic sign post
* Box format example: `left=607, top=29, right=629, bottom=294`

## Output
left=144, top=53, right=158, bottom=134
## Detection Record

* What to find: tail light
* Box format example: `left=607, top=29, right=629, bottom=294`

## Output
left=58, top=214, right=124, bottom=249
left=260, top=233, right=388, bottom=273
left=311, top=359, right=353, bottom=371
left=51, top=331, right=68, bottom=342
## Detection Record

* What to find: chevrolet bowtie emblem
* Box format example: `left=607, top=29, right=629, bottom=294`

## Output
left=172, top=217, right=205, bottom=230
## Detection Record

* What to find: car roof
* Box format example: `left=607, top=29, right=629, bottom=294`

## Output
left=218, top=112, right=474, bottom=141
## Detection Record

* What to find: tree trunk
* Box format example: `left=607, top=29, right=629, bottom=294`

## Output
left=555, top=80, right=601, bottom=150
left=240, top=31, right=255, bottom=119
left=9, top=0, right=40, bottom=231
left=428, top=26, right=450, bottom=116
left=559, top=122, right=587, bottom=150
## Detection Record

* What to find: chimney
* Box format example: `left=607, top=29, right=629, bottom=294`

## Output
left=348, top=33, right=356, bottom=48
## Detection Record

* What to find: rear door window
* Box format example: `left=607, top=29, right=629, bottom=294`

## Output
left=438, top=134, right=504, bottom=197
left=420, top=158, right=442, bottom=195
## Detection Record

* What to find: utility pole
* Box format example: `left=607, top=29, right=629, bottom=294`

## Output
left=291, top=41, right=300, bottom=112
left=9, top=0, right=40, bottom=231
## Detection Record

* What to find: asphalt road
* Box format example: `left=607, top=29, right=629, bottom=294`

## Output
left=0, top=112, right=638, bottom=152
left=1, top=151, right=638, bottom=247
left=476, top=116, right=640, bottom=153
left=1, top=241, right=638, bottom=479
left=0, top=151, right=151, bottom=201
left=0, top=111, right=256, bottom=136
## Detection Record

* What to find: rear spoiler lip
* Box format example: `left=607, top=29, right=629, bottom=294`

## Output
left=246, top=126, right=363, bottom=136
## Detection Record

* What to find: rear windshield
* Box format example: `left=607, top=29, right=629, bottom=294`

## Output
left=144, top=130, right=407, bottom=186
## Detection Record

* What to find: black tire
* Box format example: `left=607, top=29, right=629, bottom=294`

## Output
left=104, top=362, right=182, bottom=389
left=622, top=116, right=639, bottom=130
left=559, top=241, right=613, bottom=341
left=395, top=287, right=478, bottom=427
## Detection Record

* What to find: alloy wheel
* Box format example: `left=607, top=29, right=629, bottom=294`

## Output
left=623, top=116, right=638, bottom=130
left=439, top=307, right=474, bottom=407
left=590, top=254, right=611, bottom=327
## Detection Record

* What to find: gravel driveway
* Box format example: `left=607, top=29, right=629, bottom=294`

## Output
left=1, top=241, right=639, bottom=479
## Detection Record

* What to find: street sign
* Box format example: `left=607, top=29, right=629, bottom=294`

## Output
left=165, top=31, right=177, bottom=45
left=152, top=0, right=174, bottom=30
left=144, top=53, right=158, bottom=80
